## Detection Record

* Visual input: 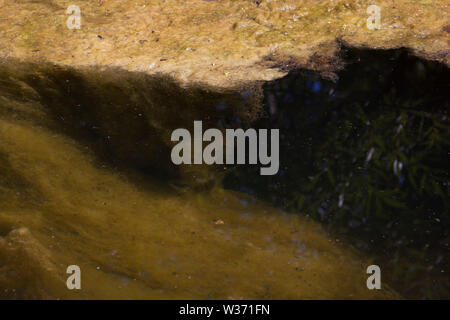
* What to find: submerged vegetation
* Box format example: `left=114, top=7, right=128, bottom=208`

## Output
left=224, top=48, right=449, bottom=298
left=0, top=56, right=401, bottom=299
left=0, top=0, right=449, bottom=300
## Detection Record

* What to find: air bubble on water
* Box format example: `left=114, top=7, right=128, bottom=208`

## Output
left=338, top=194, right=344, bottom=208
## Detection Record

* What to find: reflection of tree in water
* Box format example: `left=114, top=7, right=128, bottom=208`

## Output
left=224, top=48, right=449, bottom=298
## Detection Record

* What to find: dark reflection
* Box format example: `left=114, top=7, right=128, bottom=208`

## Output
left=224, top=48, right=450, bottom=299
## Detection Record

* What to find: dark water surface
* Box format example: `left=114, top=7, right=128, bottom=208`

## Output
left=225, top=48, right=450, bottom=299
left=0, top=47, right=448, bottom=299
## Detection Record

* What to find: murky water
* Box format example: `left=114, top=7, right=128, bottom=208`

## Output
left=0, top=47, right=448, bottom=299
left=225, top=48, right=450, bottom=299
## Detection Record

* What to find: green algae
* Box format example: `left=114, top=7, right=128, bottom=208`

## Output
left=0, top=58, right=399, bottom=299
left=1, top=0, right=448, bottom=300
left=0, top=0, right=448, bottom=89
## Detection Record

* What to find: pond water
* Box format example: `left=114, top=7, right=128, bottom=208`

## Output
left=0, top=47, right=448, bottom=299
left=225, top=47, right=450, bottom=299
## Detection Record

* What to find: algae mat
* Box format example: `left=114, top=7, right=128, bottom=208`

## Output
left=0, top=109, right=396, bottom=299
left=0, top=60, right=401, bottom=299
left=2, top=0, right=443, bottom=299
left=0, top=0, right=449, bottom=88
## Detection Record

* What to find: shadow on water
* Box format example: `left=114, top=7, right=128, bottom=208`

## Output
left=0, top=60, right=261, bottom=189
left=0, top=55, right=397, bottom=299
left=224, top=47, right=450, bottom=299
left=0, top=47, right=448, bottom=299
